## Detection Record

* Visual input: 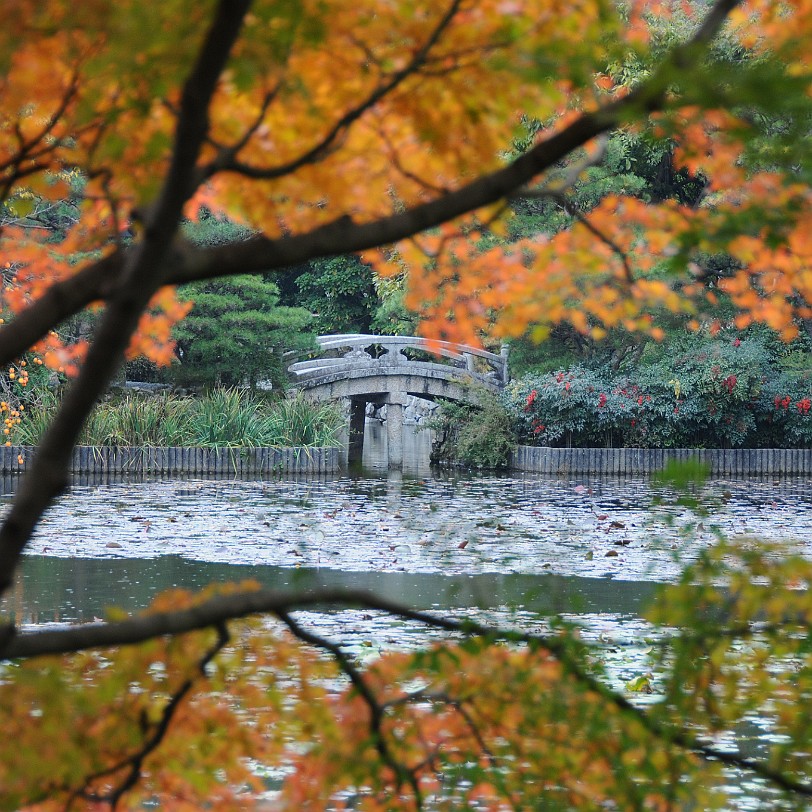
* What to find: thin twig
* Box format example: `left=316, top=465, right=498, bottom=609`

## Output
left=277, top=609, right=424, bottom=809
left=66, top=623, right=230, bottom=811
left=204, top=0, right=464, bottom=180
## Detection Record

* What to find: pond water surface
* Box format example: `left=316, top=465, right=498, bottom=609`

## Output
left=3, top=424, right=812, bottom=809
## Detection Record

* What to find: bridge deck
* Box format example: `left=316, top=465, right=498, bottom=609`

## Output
left=288, top=334, right=509, bottom=393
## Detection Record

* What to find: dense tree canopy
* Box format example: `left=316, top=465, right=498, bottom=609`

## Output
left=0, top=0, right=811, bottom=808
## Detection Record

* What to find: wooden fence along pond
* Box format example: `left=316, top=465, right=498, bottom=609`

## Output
left=2, top=446, right=343, bottom=476
left=510, top=446, right=812, bottom=476
left=1, top=444, right=810, bottom=477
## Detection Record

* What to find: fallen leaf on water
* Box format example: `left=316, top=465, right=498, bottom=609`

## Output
left=458, top=540, right=469, bottom=549
left=626, top=673, right=653, bottom=694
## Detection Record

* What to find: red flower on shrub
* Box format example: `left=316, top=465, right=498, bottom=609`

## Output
left=598, top=393, right=607, bottom=408
left=797, top=398, right=811, bottom=415
left=775, top=395, right=792, bottom=410
left=637, top=395, right=644, bottom=405
left=732, top=338, right=741, bottom=347
left=722, top=374, right=737, bottom=394
left=523, top=389, right=537, bottom=412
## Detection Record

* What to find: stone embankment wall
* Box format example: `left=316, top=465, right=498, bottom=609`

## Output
left=2, top=446, right=342, bottom=476
left=511, top=446, right=812, bottom=476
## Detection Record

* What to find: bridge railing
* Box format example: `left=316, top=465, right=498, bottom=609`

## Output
left=287, top=334, right=509, bottom=385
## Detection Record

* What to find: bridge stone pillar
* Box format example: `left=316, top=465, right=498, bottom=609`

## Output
left=385, top=397, right=405, bottom=469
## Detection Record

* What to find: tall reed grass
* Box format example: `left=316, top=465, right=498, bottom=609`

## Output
left=17, top=389, right=343, bottom=448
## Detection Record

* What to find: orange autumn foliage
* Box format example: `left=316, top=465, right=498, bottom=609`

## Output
left=0, top=0, right=806, bottom=362
left=0, top=0, right=811, bottom=809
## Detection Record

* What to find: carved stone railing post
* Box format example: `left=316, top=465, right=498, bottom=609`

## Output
left=389, top=342, right=407, bottom=364
left=500, top=343, right=510, bottom=384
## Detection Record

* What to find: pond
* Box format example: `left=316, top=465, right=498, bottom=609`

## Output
left=2, top=424, right=812, bottom=809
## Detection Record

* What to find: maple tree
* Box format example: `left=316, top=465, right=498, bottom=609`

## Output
left=0, top=0, right=812, bottom=808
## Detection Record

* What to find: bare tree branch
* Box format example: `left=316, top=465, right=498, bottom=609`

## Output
left=178, top=109, right=621, bottom=278
left=278, top=609, right=424, bottom=808
left=203, top=85, right=281, bottom=166
left=384, top=690, right=498, bottom=770
left=4, top=68, right=80, bottom=172
left=201, top=0, right=464, bottom=180
left=560, top=193, right=636, bottom=285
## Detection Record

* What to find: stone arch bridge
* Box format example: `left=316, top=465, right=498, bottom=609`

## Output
left=287, top=334, right=509, bottom=467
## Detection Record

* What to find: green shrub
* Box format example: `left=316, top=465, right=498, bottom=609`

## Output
left=429, top=394, right=515, bottom=468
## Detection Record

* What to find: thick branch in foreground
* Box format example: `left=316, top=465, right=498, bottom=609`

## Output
left=0, top=0, right=253, bottom=593
left=0, top=106, right=616, bottom=371
left=2, top=584, right=809, bottom=799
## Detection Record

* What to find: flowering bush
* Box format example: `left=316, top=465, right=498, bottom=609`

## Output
left=505, top=366, right=616, bottom=447
left=755, top=370, right=812, bottom=447
left=504, top=333, right=812, bottom=448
